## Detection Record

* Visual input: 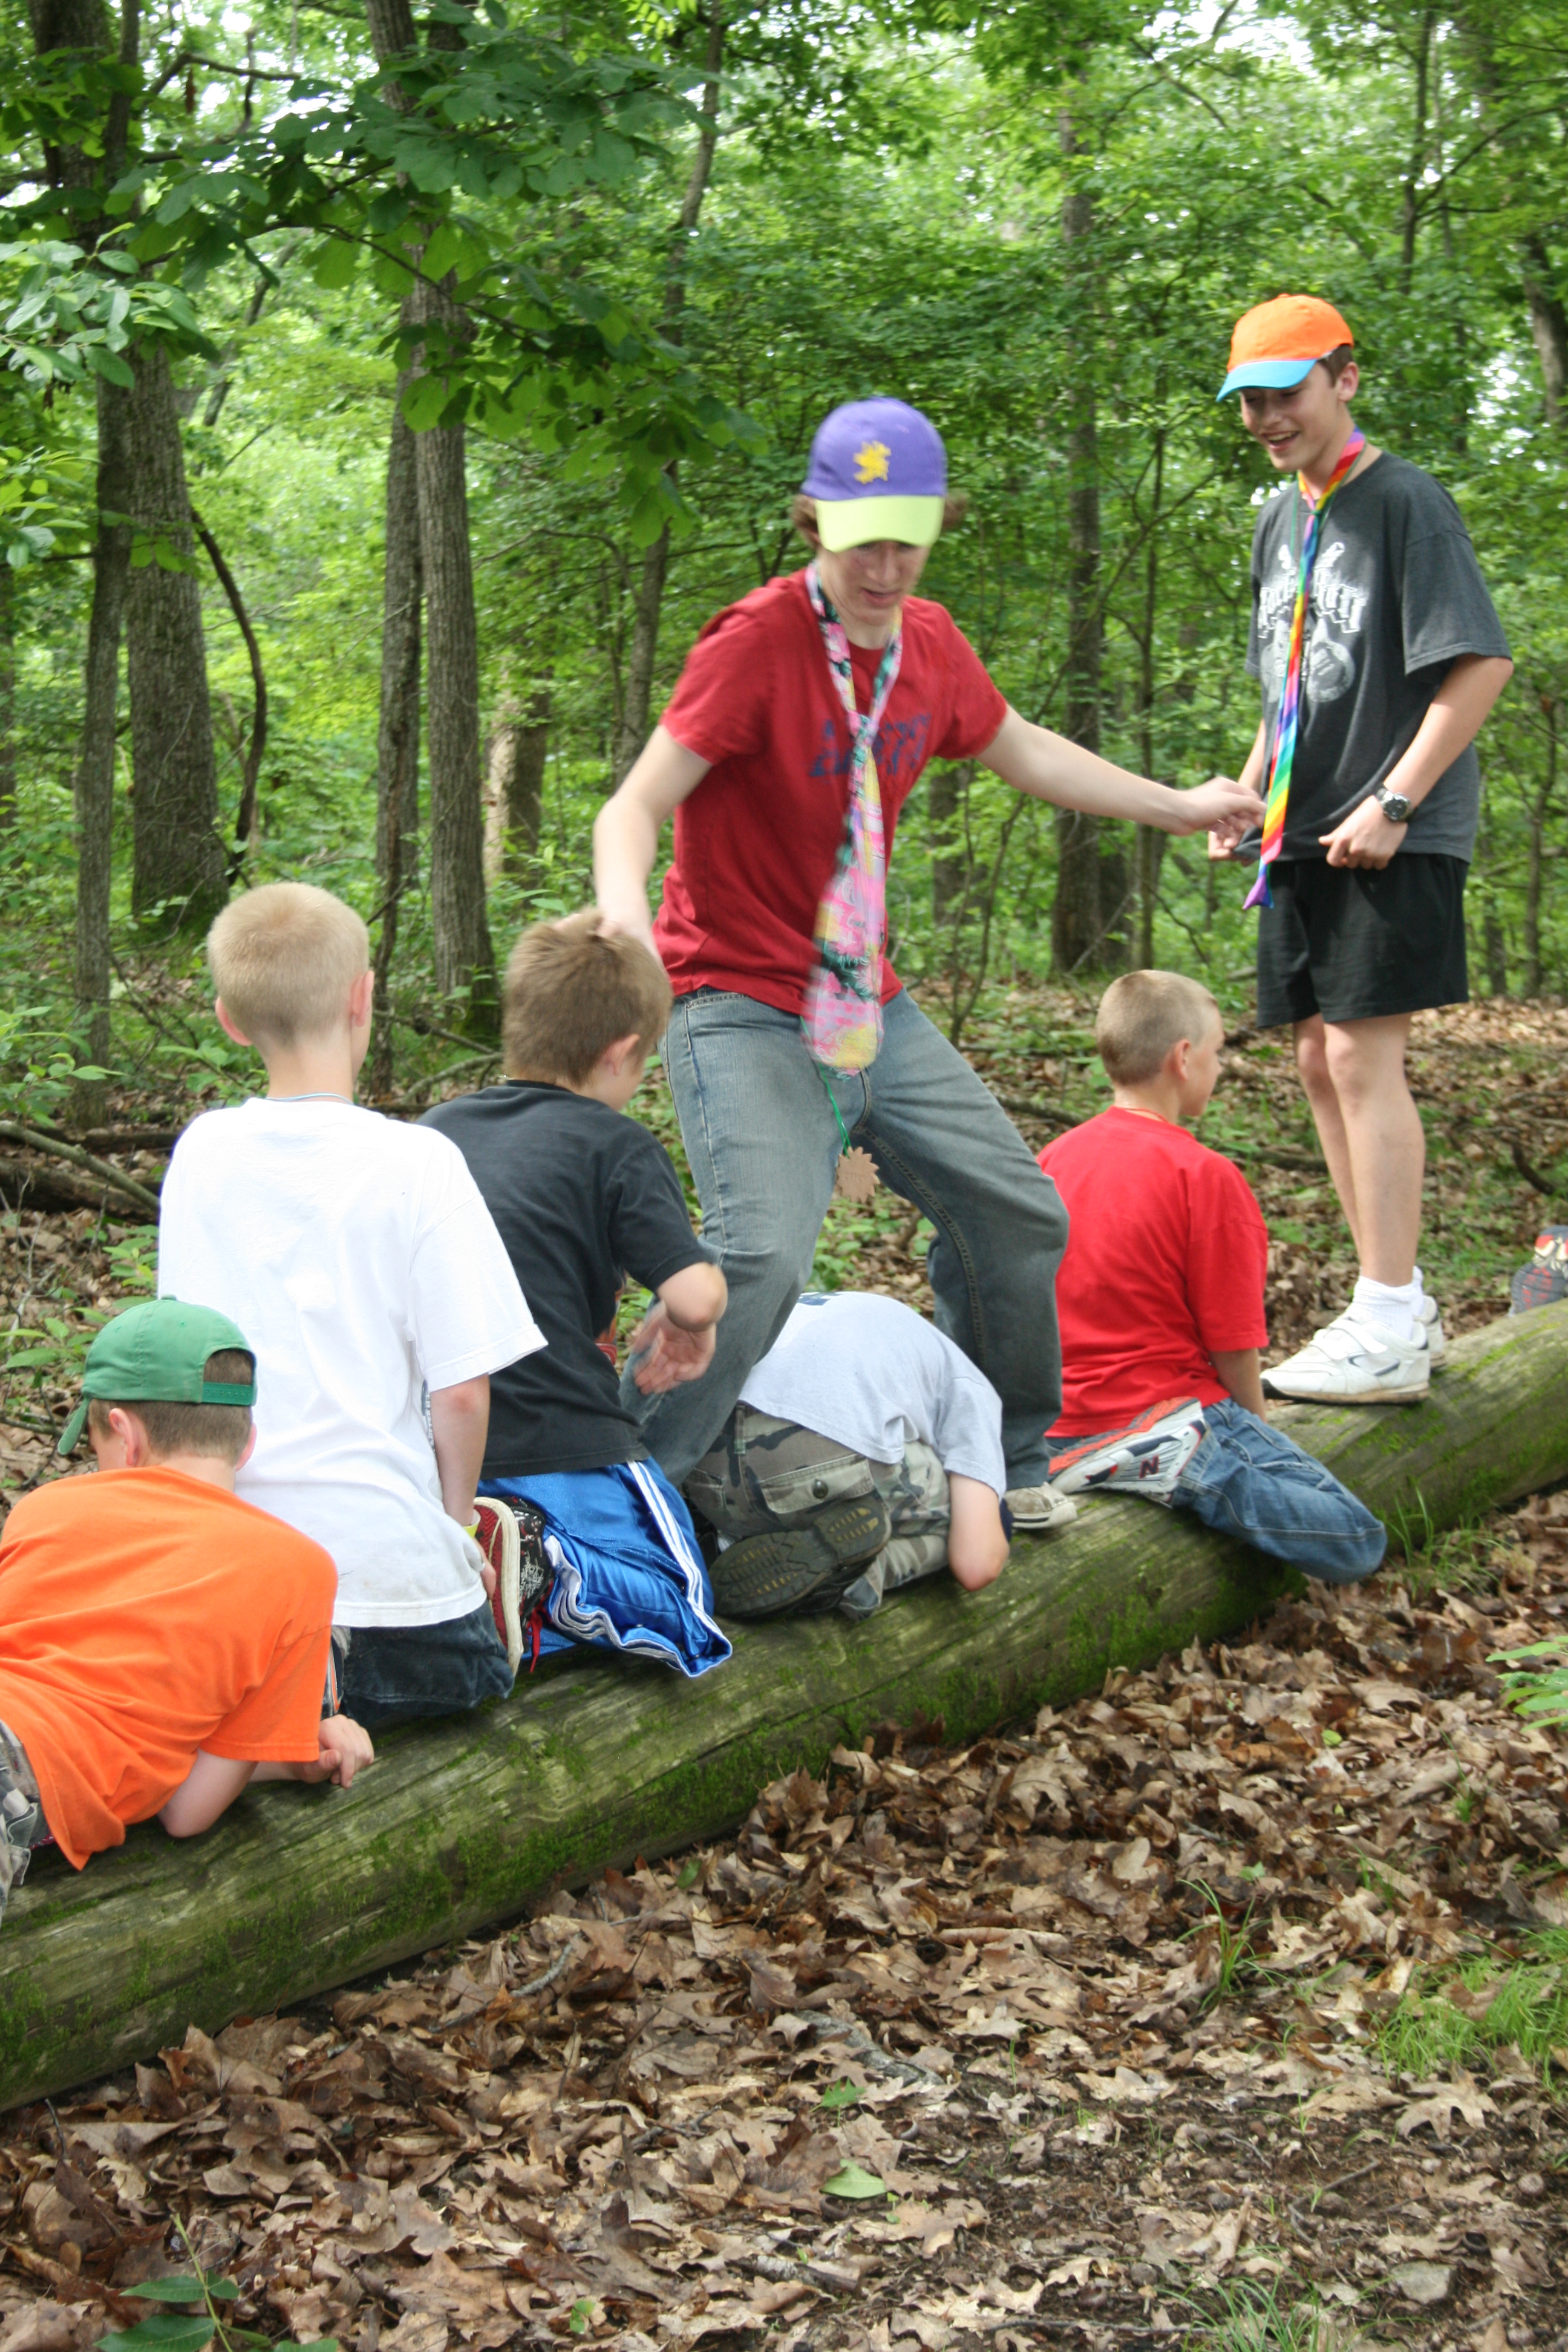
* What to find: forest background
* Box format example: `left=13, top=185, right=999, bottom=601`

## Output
left=0, top=0, right=1565, bottom=1177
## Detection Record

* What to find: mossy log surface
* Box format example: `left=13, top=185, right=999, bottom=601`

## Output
left=4, top=1302, right=1566, bottom=2111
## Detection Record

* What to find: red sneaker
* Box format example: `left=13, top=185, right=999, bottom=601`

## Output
left=473, top=1500, right=522, bottom=1673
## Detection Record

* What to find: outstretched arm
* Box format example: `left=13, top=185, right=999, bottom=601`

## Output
left=593, top=727, right=712, bottom=956
left=979, top=707, right=1265, bottom=845
left=627, top=1261, right=729, bottom=1394
left=160, top=1719, right=376, bottom=1837
left=946, top=1474, right=1010, bottom=1592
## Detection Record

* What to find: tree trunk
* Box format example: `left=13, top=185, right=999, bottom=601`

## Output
left=2, top=1301, right=1566, bottom=2114
left=1051, top=109, right=1107, bottom=979
left=0, top=563, right=14, bottom=832
left=125, top=339, right=226, bottom=935
left=376, top=379, right=422, bottom=890
left=1521, top=234, right=1568, bottom=426
left=364, top=0, right=492, bottom=1021
left=613, top=529, right=673, bottom=785
left=1521, top=697, right=1557, bottom=996
left=70, top=378, right=134, bottom=1128
left=483, top=680, right=550, bottom=880
left=413, top=295, right=495, bottom=1025
left=609, top=0, right=725, bottom=786
left=1134, top=425, right=1166, bottom=969
left=1399, top=7, right=1434, bottom=291
left=928, top=762, right=967, bottom=925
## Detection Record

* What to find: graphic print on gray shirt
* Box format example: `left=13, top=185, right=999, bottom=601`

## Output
left=1244, top=454, right=1510, bottom=861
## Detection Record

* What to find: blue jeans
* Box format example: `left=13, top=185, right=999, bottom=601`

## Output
left=333, top=1599, right=512, bottom=1729
left=1047, top=1398, right=1386, bottom=1584
left=629, top=986, right=1069, bottom=1487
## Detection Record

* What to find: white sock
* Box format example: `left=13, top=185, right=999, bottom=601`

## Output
left=1351, top=1274, right=1420, bottom=1343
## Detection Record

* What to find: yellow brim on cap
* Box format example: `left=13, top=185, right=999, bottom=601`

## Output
left=814, top=495, right=944, bottom=552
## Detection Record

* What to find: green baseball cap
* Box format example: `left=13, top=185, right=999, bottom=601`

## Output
left=58, top=1298, right=256, bottom=1455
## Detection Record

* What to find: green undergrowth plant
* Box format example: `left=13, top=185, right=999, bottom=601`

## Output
left=96, top=2227, right=335, bottom=2352
left=1182, top=1879, right=1276, bottom=2007
left=1373, top=1929, right=1568, bottom=2088
left=1385, top=1494, right=1511, bottom=1596
left=1177, top=2278, right=1349, bottom=2352
left=1492, top=1634, right=1568, bottom=1726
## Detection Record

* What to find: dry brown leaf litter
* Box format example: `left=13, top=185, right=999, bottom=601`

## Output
left=2, top=1510, right=1567, bottom=2352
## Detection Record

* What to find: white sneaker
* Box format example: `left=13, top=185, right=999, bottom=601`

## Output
left=1005, top=1485, right=1079, bottom=1534
left=1263, top=1308, right=1430, bottom=1405
left=1417, top=1294, right=1448, bottom=1367
left=1046, top=1399, right=1208, bottom=1503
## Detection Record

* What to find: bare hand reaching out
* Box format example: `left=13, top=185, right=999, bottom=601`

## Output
left=627, top=1301, right=717, bottom=1393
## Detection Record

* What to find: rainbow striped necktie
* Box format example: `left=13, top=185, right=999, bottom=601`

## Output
left=1244, top=428, right=1366, bottom=911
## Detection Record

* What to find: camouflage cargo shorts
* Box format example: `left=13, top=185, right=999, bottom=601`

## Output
left=0, top=1720, right=50, bottom=1928
left=688, top=1406, right=950, bottom=1620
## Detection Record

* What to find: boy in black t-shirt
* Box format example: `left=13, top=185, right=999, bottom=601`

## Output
left=421, top=917, right=731, bottom=1678
left=1211, top=294, right=1513, bottom=1406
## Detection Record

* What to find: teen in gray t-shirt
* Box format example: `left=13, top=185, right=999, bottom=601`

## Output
left=1245, top=456, right=1510, bottom=860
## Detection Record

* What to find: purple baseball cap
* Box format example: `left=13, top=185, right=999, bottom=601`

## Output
left=802, top=397, right=947, bottom=550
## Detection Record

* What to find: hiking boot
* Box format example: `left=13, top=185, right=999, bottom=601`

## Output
left=474, top=1500, right=523, bottom=1672
left=710, top=1495, right=890, bottom=1621
left=1417, top=1293, right=1448, bottom=1365
left=1047, top=1399, right=1207, bottom=1504
left=1263, top=1308, right=1430, bottom=1405
left=1003, top=1486, right=1079, bottom=1534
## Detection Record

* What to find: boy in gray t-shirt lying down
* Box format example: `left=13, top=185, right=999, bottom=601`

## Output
left=685, top=1290, right=1074, bottom=1621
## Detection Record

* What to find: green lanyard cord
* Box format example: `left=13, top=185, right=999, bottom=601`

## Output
left=815, top=1060, right=854, bottom=1154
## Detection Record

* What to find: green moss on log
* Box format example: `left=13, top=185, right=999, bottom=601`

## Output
left=2, top=1302, right=1566, bottom=2111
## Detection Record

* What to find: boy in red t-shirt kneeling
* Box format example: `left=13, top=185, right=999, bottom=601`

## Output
left=1037, top=972, right=1383, bottom=1584
left=0, top=1299, right=371, bottom=1924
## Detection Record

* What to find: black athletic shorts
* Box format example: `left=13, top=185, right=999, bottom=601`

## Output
left=1255, top=854, right=1469, bottom=1029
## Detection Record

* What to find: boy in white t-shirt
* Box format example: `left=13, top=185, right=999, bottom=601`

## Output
left=158, top=885, right=546, bottom=1726
left=686, top=1291, right=1063, bottom=1619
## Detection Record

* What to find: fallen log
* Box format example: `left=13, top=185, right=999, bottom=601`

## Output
left=2, top=1302, right=1563, bottom=2111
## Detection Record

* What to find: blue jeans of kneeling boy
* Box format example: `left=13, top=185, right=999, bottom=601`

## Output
left=1045, top=1399, right=1385, bottom=1585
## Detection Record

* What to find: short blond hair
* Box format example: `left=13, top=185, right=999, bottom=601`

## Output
left=1096, top=969, right=1220, bottom=1086
left=503, top=911, right=672, bottom=1084
left=207, top=884, right=370, bottom=1049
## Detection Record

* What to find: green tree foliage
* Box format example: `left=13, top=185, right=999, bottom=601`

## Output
left=0, top=0, right=1566, bottom=1097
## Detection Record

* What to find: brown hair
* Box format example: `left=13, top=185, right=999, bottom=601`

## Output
left=1095, top=970, right=1221, bottom=1086
left=87, top=1349, right=255, bottom=1465
left=1321, top=343, right=1355, bottom=384
left=207, top=883, right=369, bottom=1050
left=503, top=911, right=673, bottom=1085
left=791, top=492, right=970, bottom=547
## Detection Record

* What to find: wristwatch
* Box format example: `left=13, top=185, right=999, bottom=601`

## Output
left=1373, top=784, right=1412, bottom=825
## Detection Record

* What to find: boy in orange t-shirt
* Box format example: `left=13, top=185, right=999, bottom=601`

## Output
left=0, top=1299, right=371, bottom=1923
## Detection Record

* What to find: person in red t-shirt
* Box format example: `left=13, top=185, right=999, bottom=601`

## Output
left=593, top=397, right=1264, bottom=1526
left=1037, top=970, right=1384, bottom=1582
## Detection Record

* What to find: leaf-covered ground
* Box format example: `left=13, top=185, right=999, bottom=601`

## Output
left=1, top=991, right=1566, bottom=2352
left=1, top=1506, right=1566, bottom=2352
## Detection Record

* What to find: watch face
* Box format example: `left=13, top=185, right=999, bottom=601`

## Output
left=1379, top=790, right=1411, bottom=822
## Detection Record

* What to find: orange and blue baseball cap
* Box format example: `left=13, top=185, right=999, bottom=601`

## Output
left=1217, top=295, right=1354, bottom=399
left=802, top=397, right=947, bottom=550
